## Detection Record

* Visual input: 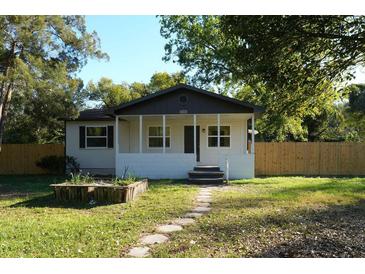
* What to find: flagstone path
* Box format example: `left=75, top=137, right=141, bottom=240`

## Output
left=127, top=186, right=215, bottom=257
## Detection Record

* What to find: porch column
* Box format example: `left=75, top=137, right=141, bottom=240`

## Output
left=193, top=114, right=197, bottom=156
left=162, top=115, right=166, bottom=153
left=244, top=118, right=248, bottom=154
left=251, top=114, right=255, bottom=154
left=139, top=115, right=142, bottom=153
left=217, top=113, right=221, bottom=148
left=115, top=116, right=119, bottom=174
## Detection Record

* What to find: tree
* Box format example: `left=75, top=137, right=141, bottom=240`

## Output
left=4, top=78, right=84, bottom=144
left=148, top=71, right=186, bottom=92
left=160, top=16, right=365, bottom=140
left=85, top=71, right=187, bottom=107
left=85, top=78, right=141, bottom=108
left=348, top=84, right=365, bottom=114
left=0, top=16, right=107, bottom=146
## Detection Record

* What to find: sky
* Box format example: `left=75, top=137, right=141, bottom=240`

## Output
left=78, top=16, right=182, bottom=85
left=78, top=16, right=365, bottom=86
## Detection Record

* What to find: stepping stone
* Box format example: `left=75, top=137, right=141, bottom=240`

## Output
left=156, top=224, right=183, bottom=233
left=196, top=202, right=210, bottom=207
left=140, top=234, right=169, bottom=245
left=192, top=206, right=211, bottom=213
left=172, top=218, right=195, bottom=226
left=185, top=212, right=203, bottom=218
left=197, top=197, right=212, bottom=203
left=199, top=190, right=212, bottom=193
left=197, top=195, right=211, bottom=199
left=128, top=247, right=150, bottom=257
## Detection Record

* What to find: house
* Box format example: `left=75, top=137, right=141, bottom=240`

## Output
left=64, top=84, right=263, bottom=182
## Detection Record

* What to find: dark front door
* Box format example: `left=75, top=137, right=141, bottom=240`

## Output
left=184, top=126, right=200, bottom=162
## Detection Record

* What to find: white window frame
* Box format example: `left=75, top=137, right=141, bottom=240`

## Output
left=147, top=125, right=171, bottom=149
left=207, top=125, right=231, bottom=148
left=85, top=125, right=108, bottom=149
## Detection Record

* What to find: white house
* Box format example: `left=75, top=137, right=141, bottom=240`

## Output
left=64, top=84, right=263, bottom=182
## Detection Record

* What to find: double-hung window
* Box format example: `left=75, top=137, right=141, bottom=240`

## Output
left=148, top=126, right=170, bottom=148
left=208, top=126, right=230, bottom=147
left=86, top=126, right=107, bottom=148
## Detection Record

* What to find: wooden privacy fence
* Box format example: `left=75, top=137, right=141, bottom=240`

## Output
left=0, top=144, right=64, bottom=175
left=0, top=143, right=364, bottom=176
left=255, top=142, right=365, bottom=176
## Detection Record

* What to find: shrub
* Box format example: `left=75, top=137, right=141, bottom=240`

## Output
left=65, top=156, right=80, bottom=174
left=36, top=155, right=80, bottom=174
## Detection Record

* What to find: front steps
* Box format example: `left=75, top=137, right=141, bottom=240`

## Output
left=188, top=166, right=225, bottom=184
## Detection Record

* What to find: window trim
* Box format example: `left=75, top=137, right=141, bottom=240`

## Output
left=85, top=125, right=109, bottom=149
left=207, top=125, right=231, bottom=148
left=147, top=125, right=171, bottom=149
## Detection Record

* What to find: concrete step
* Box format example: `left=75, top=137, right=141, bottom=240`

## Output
left=193, top=166, right=221, bottom=172
left=188, top=170, right=224, bottom=179
left=188, top=177, right=224, bottom=184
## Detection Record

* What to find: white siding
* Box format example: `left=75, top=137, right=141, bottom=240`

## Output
left=218, top=154, right=254, bottom=179
left=65, top=113, right=255, bottom=178
left=66, top=121, right=115, bottom=175
left=116, top=153, right=196, bottom=179
left=118, top=114, right=251, bottom=165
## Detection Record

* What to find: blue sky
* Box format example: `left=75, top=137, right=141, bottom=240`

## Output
left=78, top=16, right=182, bottom=85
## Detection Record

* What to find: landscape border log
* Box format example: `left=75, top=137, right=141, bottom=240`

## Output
left=50, top=179, right=148, bottom=203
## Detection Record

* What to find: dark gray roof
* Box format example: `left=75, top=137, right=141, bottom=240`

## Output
left=111, top=84, right=264, bottom=115
left=64, top=108, right=114, bottom=121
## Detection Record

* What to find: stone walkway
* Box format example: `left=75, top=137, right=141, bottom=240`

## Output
left=127, top=186, right=215, bottom=257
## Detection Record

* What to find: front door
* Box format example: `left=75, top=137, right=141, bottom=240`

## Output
left=184, top=126, right=200, bottom=162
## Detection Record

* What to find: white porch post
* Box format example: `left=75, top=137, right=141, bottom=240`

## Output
left=115, top=115, right=119, bottom=175
left=244, top=118, right=248, bottom=154
left=251, top=114, right=255, bottom=154
left=193, top=114, right=197, bottom=156
left=139, top=115, right=143, bottom=153
left=217, top=113, right=221, bottom=148
left=162, top=115, right=166, bottom=153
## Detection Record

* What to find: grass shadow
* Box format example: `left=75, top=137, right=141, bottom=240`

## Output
left=9, top=194, right=117, bottom=209
left=200, top=192, right=365, bottom=257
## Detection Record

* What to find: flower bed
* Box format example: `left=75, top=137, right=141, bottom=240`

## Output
left=50, top=179, right=148, bottom=203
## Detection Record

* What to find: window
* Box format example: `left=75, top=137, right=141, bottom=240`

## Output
left=208, top=126, right=230, bottom=147
left=86, top=126, right=107, bottom=148
left=148, top=126, right=170, bottom=148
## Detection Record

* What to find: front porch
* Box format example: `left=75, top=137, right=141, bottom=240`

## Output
left=115, top=113, right=256, bottom=179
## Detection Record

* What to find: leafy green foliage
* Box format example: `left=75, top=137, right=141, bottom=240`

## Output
left=36, top=155, right=80, bottom=175
left=0, top=16, right=107, bottom=144
left=112, top=176, right=139, bottom=186
left=36, top=155, right=65, bottom=174
left=85, top=71, right=187, bottom=107
left=160, top=16, right=365, bottom=141
left=68, top=172, right=93, bottom=185
left=348, top=84, right=365, bottom=114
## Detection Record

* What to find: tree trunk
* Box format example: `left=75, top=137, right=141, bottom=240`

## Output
left=0, top=83, right=13, bottom=151
left=0, top=42, right=17, bottom=151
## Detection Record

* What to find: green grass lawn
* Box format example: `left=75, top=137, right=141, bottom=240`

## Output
left=152, top=177, right=365, bottom=258
left=0, top=175, right=197, bottom=257
left=1, top=176, right=365, bottom=258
